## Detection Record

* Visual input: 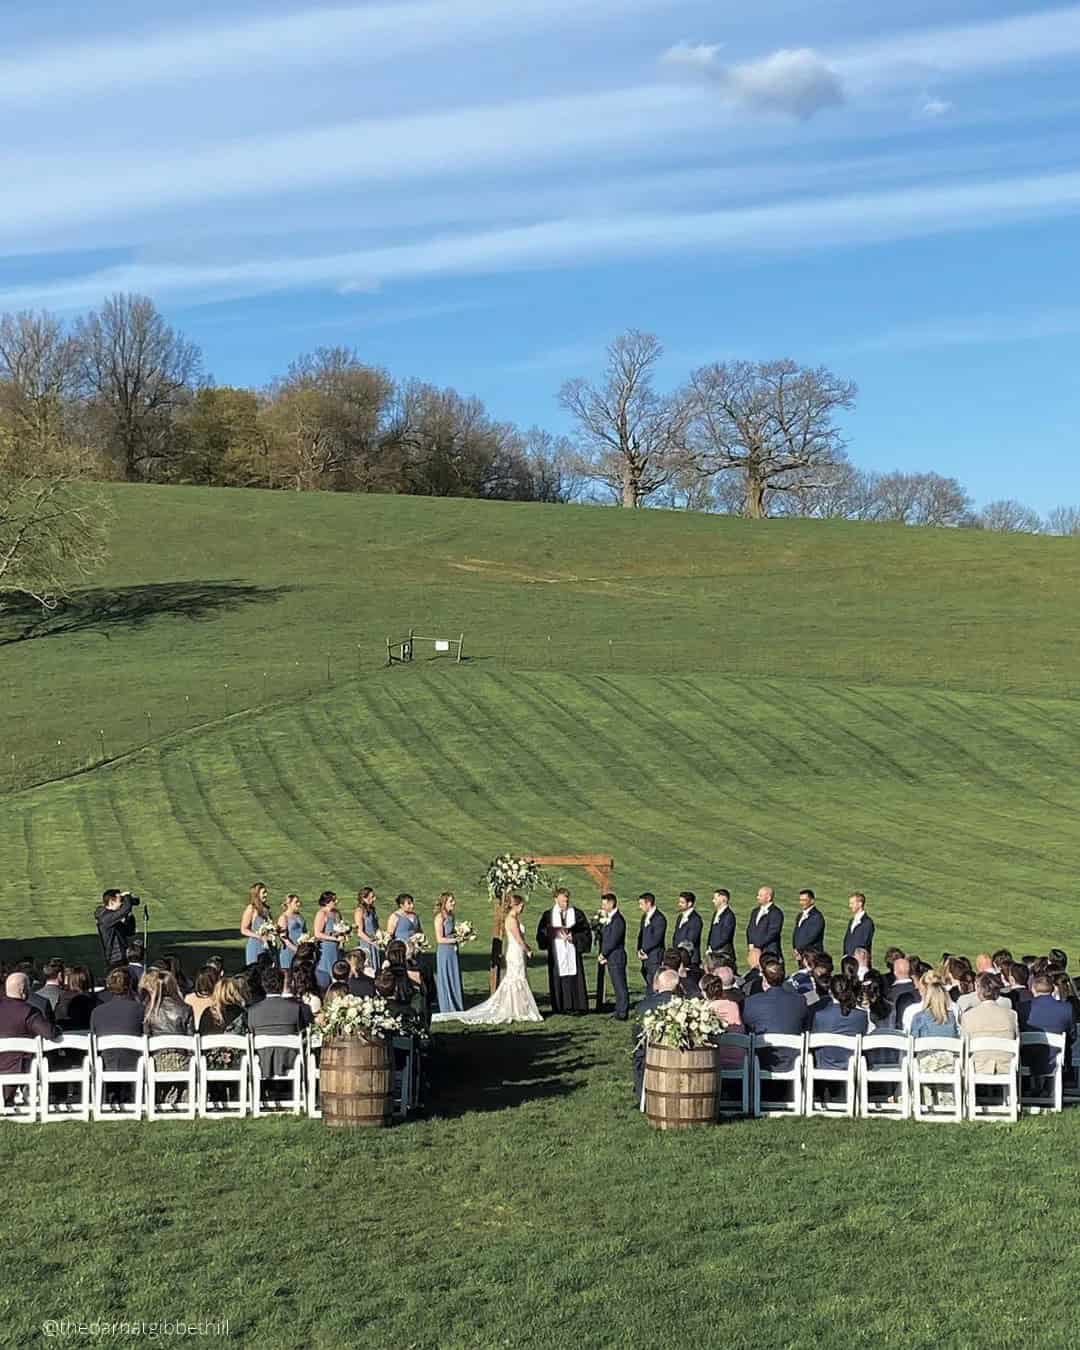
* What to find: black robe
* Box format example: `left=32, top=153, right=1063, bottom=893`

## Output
left=536, top=906, right=592, bottom=1013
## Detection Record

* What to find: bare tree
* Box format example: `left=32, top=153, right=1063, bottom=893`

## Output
left=560, top=331, right=689, bottom=508
left=75, top=294, right=201, bottom=481
left=869, top=471, right=972, bottom=526
left=0, top=311, right=82, bottom=462
left=1044, top=505, right=1080, bottom=536
left=686, top=359, right=855, bottom=518
left=975, top=499, right=1042, bottom=533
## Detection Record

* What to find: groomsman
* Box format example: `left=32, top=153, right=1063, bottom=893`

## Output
left=792, top=889, right=825, bottom=958
left=707, top=889, right=736, bottom=965
left=672, top=891, right=703, bottom=964
left=745, top=886, right=784, bottom=959
left=597, top=892, right=629, bottom=1020
left=636, top=893, right=667, bottom=990
left=843, top=892, right=875, bottom=960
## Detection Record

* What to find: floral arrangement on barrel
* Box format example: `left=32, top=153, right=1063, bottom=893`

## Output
left=640, top=998, right=725, bottom=1051
left=317, top=994, right=404, bottom=1041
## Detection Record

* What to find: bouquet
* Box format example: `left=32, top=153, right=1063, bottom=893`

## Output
left=318, top=994, right=403, bottom=1040
left=484, top=854, right=549, bottom=900
left=455, top=921, right=477, bottom=944
left=640, top=997, right=725, bottom=1051
left=407, top=932, right=430, bottom=956
left=371, top=929, right=391, bottom=950
left=261, top=924, right=283, bottom=952
left=590, top=909, right=608, bottom=942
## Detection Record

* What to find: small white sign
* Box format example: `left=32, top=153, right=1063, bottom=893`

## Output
left=435, top=640, right=450, bottom=652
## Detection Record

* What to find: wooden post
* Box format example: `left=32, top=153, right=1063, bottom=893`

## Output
left=458, top=632, right=464, bottom=663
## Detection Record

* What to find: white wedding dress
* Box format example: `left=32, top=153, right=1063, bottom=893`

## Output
left=431, top=919, right=543, bottom=1025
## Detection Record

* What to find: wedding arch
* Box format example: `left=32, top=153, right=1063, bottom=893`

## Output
left=488, top=853, right=614, bottom=991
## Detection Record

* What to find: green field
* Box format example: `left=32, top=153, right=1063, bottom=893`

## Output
left=3, top=486, right=1080, bottom=1348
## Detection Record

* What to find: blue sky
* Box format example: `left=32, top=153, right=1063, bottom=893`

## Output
left=4, top=1, right=1080, bottom=509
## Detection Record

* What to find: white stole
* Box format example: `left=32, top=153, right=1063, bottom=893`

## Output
left=553, top=907, right=578, bottom=978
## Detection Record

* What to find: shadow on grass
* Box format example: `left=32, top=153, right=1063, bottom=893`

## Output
left=2, top=929, right=245, bottom=976
left=0, top=580, right=292, bottom=645
left=429, top=1027, right=591, bottom=1115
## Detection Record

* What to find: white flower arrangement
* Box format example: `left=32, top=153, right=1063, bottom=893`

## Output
left=296, top=931, right=318, bottom=948
left=455, top=920, right=477, bottom=944
left=369, top=928, right=391, bottom=951
left=407, top=932, right=430, bottom=956
left=261, top=924, right=283, bottom=952
left=640, top=997, right=725, bottom=1051
left=484, top=854, right=549, bottom=900
left=318, top=994, right=403, bottom=1040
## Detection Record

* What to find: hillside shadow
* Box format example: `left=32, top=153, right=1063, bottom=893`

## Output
left=0, top=581, right=292, bottom=645
left=428, top=1027, right=590, bottom=1115
left=1, top=928, right=243, bottom=977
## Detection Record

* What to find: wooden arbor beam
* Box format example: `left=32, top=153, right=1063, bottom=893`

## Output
left=529, top=854, right=615, bottom=893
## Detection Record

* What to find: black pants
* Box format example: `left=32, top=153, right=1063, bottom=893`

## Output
left=607, top=954, right=629, bottom=1019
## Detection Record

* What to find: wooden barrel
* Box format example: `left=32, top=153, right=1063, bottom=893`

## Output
left=320, top=1035, right=392, bottom=1127
left=644, top=1044, right=719, bottom=1129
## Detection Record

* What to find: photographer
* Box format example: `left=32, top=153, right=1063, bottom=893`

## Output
left=95, top=889, right=140, bottom=968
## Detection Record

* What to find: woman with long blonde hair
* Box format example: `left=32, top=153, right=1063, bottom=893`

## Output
left=353, top=887, right=381, bottom=975
left=909, top=971, right=960, bottom=1108
left=278, top=894, right=305, bottom=971
left=433, top=891, right=464, bottom=1015
left=241, top=882, right=271, bottom=966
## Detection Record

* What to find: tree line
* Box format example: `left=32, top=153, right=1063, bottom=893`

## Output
left=3, top=297, right=1079, bottom=603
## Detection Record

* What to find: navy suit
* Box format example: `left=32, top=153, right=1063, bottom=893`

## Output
left=632, top=989, right=675, bottom=1098
left=600, top=910, right=629, bottom=1020
left=1020, top=995, right=1074, bottom=1075
left=707, top=907, right=736, bottom=962
left=792, top=906, right=825, bottom=955
left=742, top=984, right=808, bottom=1069
left=672, top=909, right=703, bottom=963
left=843, top=912, right=875, bottom=958
left=637, top=909, right=667, bottom=989
left=746, top=905, right=784, bottom=958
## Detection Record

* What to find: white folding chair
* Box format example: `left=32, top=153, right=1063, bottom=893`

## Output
left=0, top=1037, right=42, bottom=1122
left=306, top=1029, right=322, bottom=1119
left=197, top=1034, right=251, bottom=1118
left=751, top=1033, right=805, bottom=1116
left=965, top=1036, right=1019, bottom=1122
left=1063, top=1035, right=1080, bottom=1105
left=805, top=1033, right=861, bottom=1117
left=858, top=1034, right=910, bottom=1119
left=1019, top=1031, right=1066, bottom=1114
left=252, top=1034, right=304, bottom=1115
left=911, top=1036, right=964, bottom=1122
left=146, top=1035, right=198, bottom=1119
left=40, top=1034, right=92, bottom=1122
left=715, top=1033, right=753, bottom=1117
left=92, top=1034, right=146, bottom=1120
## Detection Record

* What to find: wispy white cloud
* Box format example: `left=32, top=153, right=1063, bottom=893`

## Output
left=852, top=306, right=1080, bottom=352
left=917, top=96, right=954, bottom=119
left=8, top=168, right=1080, bottom=311
left=0, top=85, right=710, bottom=237
left=662, top=42, right=843, bottom=119
left=0, top=0, right=676, bottom=107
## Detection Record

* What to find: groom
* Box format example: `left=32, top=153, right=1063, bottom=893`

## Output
left=536, top=887, right=591, bottom=1014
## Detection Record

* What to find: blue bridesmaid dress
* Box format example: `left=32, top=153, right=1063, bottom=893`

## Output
left=280, top=914, right=306, bottom=970
left=435, top=914, right=464, bottom=1014
left=359, top=909, right=381, bottom=974
left=315, top=918, right=340, bottom=990
left=392, top=911, right=421, bottom=945
left=245, top=912, right=267, bottom=966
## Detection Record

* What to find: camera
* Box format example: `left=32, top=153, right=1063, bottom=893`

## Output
left=122, top=891, right=142, bottom=906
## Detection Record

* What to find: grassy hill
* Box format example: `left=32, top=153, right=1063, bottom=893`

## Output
left=4, top=486, right=1080, bottom=1348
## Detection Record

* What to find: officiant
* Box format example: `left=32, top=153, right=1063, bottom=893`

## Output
left=536, top=887, right=592, bottom=1014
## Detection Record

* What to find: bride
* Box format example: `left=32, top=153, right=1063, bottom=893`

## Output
left=431, top=892, right=542, bottom=1025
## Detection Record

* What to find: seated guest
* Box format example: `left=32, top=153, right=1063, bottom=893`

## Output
left=346, top=952, right=376, bottom=999
left=909, top=973, right=960, bottom=1108
left=184, top=967, right=219, bottom=1028
left=852, top=947, right=871, bottom=982
left=974, top=953, right=995, bottom=975
left=839, top=955, right=859, bottom=982
left=285, top=962, right=322, bottom=1016
left=141, top=969, right=195, bottom=1103
left=247, top=966, right=313, bottom=1090
left=0, top=973, right=61, bottom=1102
left=679, top=951, right=702, bottom=1000
left=159, top=953, right=191, bottom=995
left=1020, top=973, right=1074, bottom=1087
left=714, top=965, right=744, bottom=1008
left=810, top=975, right=869, bottom=1069
left=198, top=976, right=248, bottom=1037
left=701, top=973, right=744, bottom=1061
left=860, top=973, right=894, bottom=1030
left=632, top=969, right=680, bottom=1099
left=1004, top=962, right=1032, bottom=1014
left=787, top=949, right=818, bottom=999
left=34, top=958, right=66, bottom=1012
left=991, top=948, right=1013, bottom=977
left=740, top=947, right=764, bottom=999
left=888, top=958, right=920, bottom=1025
left=809, top=959, right=834, bottom=1010
left=90, top=967, right=146, bottom=1101
left=374, top=960, right=425, bottom=1028
left=126, top=943, right=145, bottom=987
left=322, top=979, right=351, bottom=1010
left=742, top=958, right=808, bottom=1070
left=961, top=974, right=1018, bottom=1074
left=881, top=947, right=905, bottom=992
left=1052, top=972, right=1080, bottom=1024
left=55, top=965, right=99, bottom=1031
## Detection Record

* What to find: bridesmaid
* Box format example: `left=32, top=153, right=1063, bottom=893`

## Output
left=313, top=890, right=342, bottom=991
left=386, top=893, right=421, bottom=946
left=433, top=892, right=464, bottom=1015
left=353, top=887, right=381, bottom=976
left=278, top=894, right=306, bottom=971
left=240, top=882, right=271, bottom=966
